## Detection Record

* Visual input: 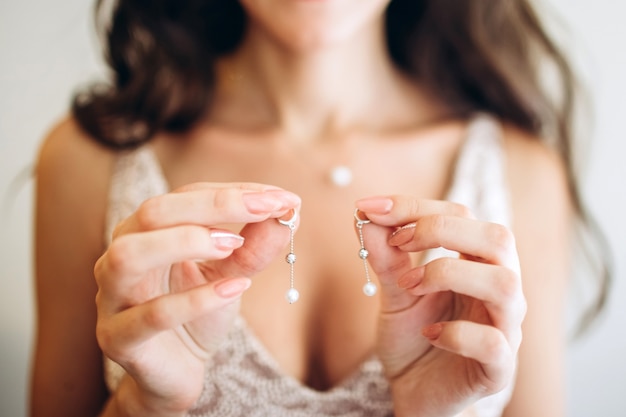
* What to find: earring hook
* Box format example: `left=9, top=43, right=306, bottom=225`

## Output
left=354, top=208, right=371, bottom=226
left=278, top=208, right=298, bottom=228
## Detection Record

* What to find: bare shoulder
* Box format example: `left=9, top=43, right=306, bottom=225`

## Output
left=35, top=116, right=115, bottom=261
left=500, top=123, right=572, bottom=289
left=500, top=124, right=572, bottom=218
left=35, top=116, right=115, bottom=247
left=37, top=116, right=114, bottom=185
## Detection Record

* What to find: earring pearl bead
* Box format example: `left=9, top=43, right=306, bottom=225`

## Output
left=285, top=288, right=300, bottom=304
left=363, top=282, right=377, bottom=297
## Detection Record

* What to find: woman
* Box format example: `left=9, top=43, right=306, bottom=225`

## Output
left=30, top=0, right=605, bottom=416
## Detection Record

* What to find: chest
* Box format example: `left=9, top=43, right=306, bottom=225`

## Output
left=152, top=128, right=464, bottom=389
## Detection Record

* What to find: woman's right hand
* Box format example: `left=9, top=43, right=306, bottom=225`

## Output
left=94, top=183, right=301, bottom=416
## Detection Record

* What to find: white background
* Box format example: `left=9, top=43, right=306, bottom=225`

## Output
left=0, top=1, right=624, bottom=416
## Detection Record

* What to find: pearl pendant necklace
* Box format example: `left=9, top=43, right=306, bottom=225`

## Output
left=328, top=165, right=353, bottom=187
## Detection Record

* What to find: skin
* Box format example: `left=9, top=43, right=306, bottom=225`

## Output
left=30, top=0, right=569, bottom=416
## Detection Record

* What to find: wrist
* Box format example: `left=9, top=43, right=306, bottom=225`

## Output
left=390, top=375, right=457, bottom=417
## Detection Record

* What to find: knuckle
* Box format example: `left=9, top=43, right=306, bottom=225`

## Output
left=94, top=289, right=104, bottom=309
left=445, top=326, right=464, bottom=352
left=178, top=226, right=209, bottom=252
left=186, top=288, right=209, bottom=312
left=485, top=373, right=511, bottom=395
left=212, top=188, right=235, bottom=212
left=413, top=214, right=446, bottom=247
left=495, top=268, right=521, bottom=302
left=518, top=292, right=528, bottom=321
left=111, top=219, right=127, bottom=239
left=105, top=237, right=136, bottom=275
left=425, top=257, right=455, bottom=283
left=488, top=360, right=514, bottom=393
left=142, top=300, right=173, bottom=330
left=227, top=243, right=272, bottom=277
left=95, top=321, right=115, bottom=354
left=407, top=199, right=423, bottom=218
left=483, top=332, right=506, bottom=362
left=422, top=214, right=447, bottom=237
left=511, top=327, right=524, bottom=352
left=135, top=196, right=165, bottom=230
left=452, top=202, right=473, bottom=219
left=486, top=223, right=516, bottom=261
left=487, top=223, right=515, bottom=250
left=93, top=255, right=106, bottom=285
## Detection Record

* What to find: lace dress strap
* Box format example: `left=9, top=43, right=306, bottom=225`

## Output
left=102, top=145, right=169, bottom=392
left=104, top=145, right=169, bottom=245
left=447, top=114, right=517, bottom=417
left=447, top=113, right=511, bottom=226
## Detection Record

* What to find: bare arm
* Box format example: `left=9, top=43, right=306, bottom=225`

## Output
left=30, top=118, right=302, bottom=417
left=502, top=128, right=571, bottom=417
left=30, top=118, right=114, bottom=416
left=30, top=118, right=178, bottom=417
left=30, top=119, right=194, bottom=417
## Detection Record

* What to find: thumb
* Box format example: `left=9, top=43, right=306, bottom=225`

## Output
left=211, top=215, right=294, bottom=279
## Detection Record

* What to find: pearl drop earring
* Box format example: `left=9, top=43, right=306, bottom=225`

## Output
left=354, top=209, right=377, bottom=297
left=278, top=209, right=299, bottom=304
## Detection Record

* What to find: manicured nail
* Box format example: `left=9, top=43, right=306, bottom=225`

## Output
left=215, top=278, right=251, bottom=299
left=397, top=268, right=423, bottom=289
left=264, top=189, right=302, bottom=207
left=355, top=196, right=394, bottom=215
left=388, top=223, right=416, bottom=245
left=422, top=323, right=443, bottom=341
left=210, top=231, right=245, bottom=250
left=243, top=192, right=284, bottom=214
left=243, top=191, right=301, bottom=214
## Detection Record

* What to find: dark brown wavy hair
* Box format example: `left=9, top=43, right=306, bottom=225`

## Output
left=74, top=0, right=611, bottom=334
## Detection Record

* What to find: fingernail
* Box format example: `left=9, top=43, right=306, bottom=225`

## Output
left=388, top=223, right=416, bottom=245
left=243, top=192, right=284, bottom=214
left=355, top=196, right=393, bottom=214
left=422, top=323, right=443, bottom=340
left=397, top=268, right=422, bottom=289
left=243, top=191, right=301, bottom=214
left=264, top=189, right=301, bottom=206
left=215, top=278, right=252, bottom=299
left=211, top=231, right=245, bottom=250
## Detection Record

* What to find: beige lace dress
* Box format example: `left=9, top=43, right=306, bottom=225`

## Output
left=103, top=114, right=515, bottom=417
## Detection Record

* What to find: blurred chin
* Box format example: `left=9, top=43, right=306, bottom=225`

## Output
left=265, top=18, right=356, bottom=51
left=239, top=0, right=389, bottom=51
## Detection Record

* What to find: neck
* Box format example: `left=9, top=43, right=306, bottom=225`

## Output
left=212, top=15, right=433, bottom=142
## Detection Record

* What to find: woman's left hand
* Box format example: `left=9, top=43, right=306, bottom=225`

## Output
left=355, top=196, right=526, bottom=417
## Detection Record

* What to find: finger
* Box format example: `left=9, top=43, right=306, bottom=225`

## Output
left=170, top=182, right=281, bottom=194
left=353, top=196, right=480, bottom=312
left=422, top=320, right=516, bottom=394
left=388, top=215, right=520, bottom=273
left=355, top=196, right=475, bottom=226
left=355, top=219, right=415, bottom=312
left=113, top=186, right=301, bottom=238
left=398, top=258, right=526, bottom=347
left=169, top=260, right=213, bottom=294
left=207, top=213, right=297, bottom=279
left=97, top=278, right=250, bottom=362
left=96, top=226, right=244, bottom=289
